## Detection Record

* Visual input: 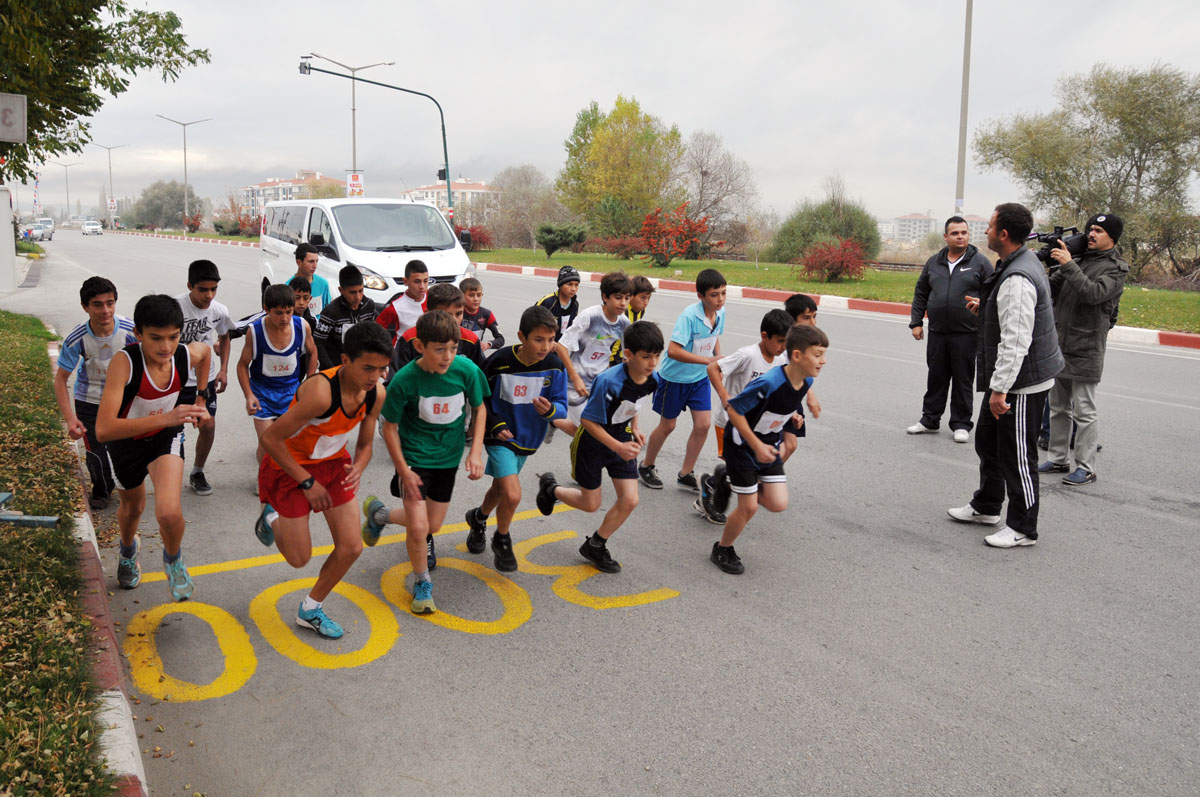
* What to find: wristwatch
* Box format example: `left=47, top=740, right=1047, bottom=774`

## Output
left=298, top=476, right=315, bottom=490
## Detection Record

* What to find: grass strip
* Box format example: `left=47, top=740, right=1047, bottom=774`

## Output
left=471, top=248, right=1200, bottom=334
left=0, top=310, right=116, bottom=795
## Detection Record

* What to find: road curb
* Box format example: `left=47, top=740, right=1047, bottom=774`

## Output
left=472, top=261, right=1200, bottom=350
left=111, top=229, right=259, bottom=248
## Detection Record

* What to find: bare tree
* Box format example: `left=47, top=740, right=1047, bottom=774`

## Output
left=742, top=207, right=781, bottom=266
left=492, top=164, right=571, bottom=249
left=682, top=130, right=758, bottom=242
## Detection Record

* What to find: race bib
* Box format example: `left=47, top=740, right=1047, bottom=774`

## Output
left=611, top=395, right=651, bottom=424
left=261, top=352, right=297, bottom=377
left=419, top=394, right=465, bottom=424
left=694, top=334, right=718, bottom=359
left=311, top=430, right=352, bottom=460
left=753, top=410, right=793, bottom=436
left=583, top=337, right=615, bottom=364
left=128, top=393, right=176, bottom=420
left=498, top=374, right=544, bottom=405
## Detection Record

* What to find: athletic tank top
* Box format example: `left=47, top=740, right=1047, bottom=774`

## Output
left=249, top=316, right=306, bottom=402
left=280, top=366, right=377, bottom=466
left=116, top=344, right=196, bottom=439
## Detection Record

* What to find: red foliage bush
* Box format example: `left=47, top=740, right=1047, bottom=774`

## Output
left=453, top=224, right=495, bottom=251
left=184, top=212, right=203, bottom=233
left=641, top=202, right=710, bottom=268
left=605, top=236, right=642, bottom=259
left=792, top=237, right=868, bottom=282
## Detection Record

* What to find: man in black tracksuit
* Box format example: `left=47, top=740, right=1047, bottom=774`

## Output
left=314, top=266, right=380, bottom=369
left=908, top=216, right=993, bottom=441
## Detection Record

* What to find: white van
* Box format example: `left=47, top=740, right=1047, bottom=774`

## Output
left=38, top=217, right=55, bottom=237
left=259, top=197, right=475, bottom=308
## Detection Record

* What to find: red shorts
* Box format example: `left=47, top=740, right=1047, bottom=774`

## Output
left=258, top=453, right=355, bottom=518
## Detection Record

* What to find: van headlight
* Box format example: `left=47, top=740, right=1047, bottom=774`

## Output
left=349, top=263, right=389, bottom=291
left=463, top=261, right=476, bottom=280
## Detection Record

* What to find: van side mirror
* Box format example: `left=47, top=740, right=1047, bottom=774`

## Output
left=459, top=228, right=472, bottom=250
left=309, top=233, right=325, bottom=246
left=315, top=244, right=339, bottom=262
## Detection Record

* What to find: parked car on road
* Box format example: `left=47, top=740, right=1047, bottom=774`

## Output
left=22, top=223, right=48, bottom=241
left=81, top=220, right=103, bottom=236
left=38, top=217, right=56, bottom=236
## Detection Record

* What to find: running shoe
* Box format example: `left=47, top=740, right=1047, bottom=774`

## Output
left=117, top=537, right=141, bottom=589
left=536, top=473, right=558, bottom=516
left=411, top=579, right=436, bottom=614
left=578, top=535, right=621, bottom=573
left=361, top=495, right=386, bottom=547
left=695, top=477, right=726, bottom=525
left=465, top=507, right=488, bottom=554
left=163, top=554, right=194, bottom=601
left=710, top=463, right=732, bottom=515
left=427, top=535, right=437, bottom=571
left=710, top=542, right=745, bottom=575
left=946, top=504, right=1002, bottom=525
left=189, top=471, right=213, bottom=496
left=676, top=471, right=700, bottom=493
left=89, top=488, right=110, bottom=511
left=492, top=531, right=518, bottom=572
left=296, top=602, right=345, bottom=639
left=637, top=464, right=664, bottom=490
left=254, top=503, right=275, bottom=547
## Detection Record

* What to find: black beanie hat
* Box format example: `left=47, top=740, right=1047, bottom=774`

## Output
left=557, top=265, right=581, bottom=287
left=1086, top=213, right=1124, bottom=244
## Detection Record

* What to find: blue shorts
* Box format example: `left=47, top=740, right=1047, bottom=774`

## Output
left=251, top=385, right=296, bottom=420
left=652, top=378, right=711, bottom=420
left=484, top=445, right=528, bottom=479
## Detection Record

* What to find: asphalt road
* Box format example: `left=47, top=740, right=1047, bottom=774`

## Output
left=4, top=231, right=1199, bottom=796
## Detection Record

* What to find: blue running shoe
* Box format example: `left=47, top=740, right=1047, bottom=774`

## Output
left=164, top=554, right=194, bottom=602
left=362, top=495, right=386, bottom=546
left=117, top=536, right=141, bottom=589
left=254, top=504, right=275, bottom=547
left=411, top=579, right=436, bottom=614
left=296, top=602, right=345, bottom=639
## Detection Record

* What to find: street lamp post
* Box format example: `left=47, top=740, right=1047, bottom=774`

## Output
left=309, top=53, right=394, bottom=173
left=299, top=58, right=452, bottom=214
left=954, top=0, right=973, bottom=216
left=155, top=114, right=211, bottom=234
left=91, top=143, right=126, bottom=228
left=47, top=161, right=81, bottom=223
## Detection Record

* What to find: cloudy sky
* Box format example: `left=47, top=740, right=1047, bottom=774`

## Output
left=12, top=0, right=1200, bottom=222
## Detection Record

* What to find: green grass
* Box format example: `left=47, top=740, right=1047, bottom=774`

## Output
left=0, top=311, right=116, bottom=795
left=15, top=241, right=45, bottom=255
left=126, top=229, right=258, bottom=243
left=471, top=248, right=1200, bottom=333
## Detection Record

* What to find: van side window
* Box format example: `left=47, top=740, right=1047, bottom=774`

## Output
left=307, top=209, right=338, bottom=260
left=285, top=206, right=307, bottom=244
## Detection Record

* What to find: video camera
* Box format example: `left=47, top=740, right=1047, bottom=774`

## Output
left=1030, top=226, right=1088, bottom=266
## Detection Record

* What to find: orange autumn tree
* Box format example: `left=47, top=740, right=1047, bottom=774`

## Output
left=642, top=202, right=710, bottom=268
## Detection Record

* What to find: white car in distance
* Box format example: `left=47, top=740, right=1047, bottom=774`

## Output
left=81, top=221, right=104, bottom=236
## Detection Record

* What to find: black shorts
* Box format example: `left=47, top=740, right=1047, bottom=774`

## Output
left=390, top=466, right=457, bottom=504
left=106, top=429, right=185, bottom=491
left=724, top=438, right=786, bottom=495
left=570, top=428, right=637, bottom=490
left=202, top=383, right=218, bottom=417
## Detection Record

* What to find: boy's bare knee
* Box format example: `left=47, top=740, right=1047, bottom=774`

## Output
left=282, top=548, right=311, bottom=568
left=339, top=539, right=364, bottom=560
left=502, top=484, right=522, bottom=507
left=156, top=508, right=184, bottom=529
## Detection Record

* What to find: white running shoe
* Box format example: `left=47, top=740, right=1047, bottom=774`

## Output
left=947, top=504, right=1001, bottom=525
left=984, top=526, right=1036, bottom=548
left=906, top=422, right=938, bottom=435
left=953, top=429, right=970, bottom=443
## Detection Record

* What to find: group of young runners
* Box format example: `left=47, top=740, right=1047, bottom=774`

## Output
left=56, top=249, right=828, bottom=639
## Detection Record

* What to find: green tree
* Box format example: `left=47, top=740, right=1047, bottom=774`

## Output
left=534, top=222, right=586, bottom=259
left=555, top=96, right=684, bottom=237
left=769, top=178, right=881, bottom=263
left=974, top=63, right=1200, bottom=278
left=0, top=1, right=210, bottom=182
left=129, top=180, right=198, bottom=229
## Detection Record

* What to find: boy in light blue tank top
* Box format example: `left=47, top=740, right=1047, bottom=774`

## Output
left=236, top=284, right=319, bottom=464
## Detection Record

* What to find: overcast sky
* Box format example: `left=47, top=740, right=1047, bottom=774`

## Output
left=11, top=0, right=1200, bottom=222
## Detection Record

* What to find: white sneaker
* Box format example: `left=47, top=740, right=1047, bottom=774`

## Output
left=907, top=422, right=938, bottom=435
left=953, top=429, right=970, bottom=443
left=947, top=504, right=1001, bottom=525
left=984, top=526, right=1036, bottom=548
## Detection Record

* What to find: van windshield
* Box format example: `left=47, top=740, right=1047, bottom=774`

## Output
left=331, top=203, right=455, bottom=251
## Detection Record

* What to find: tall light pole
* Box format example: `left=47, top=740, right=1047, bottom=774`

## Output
left=48, top=161, right=81, bottom=223
left=954, top=0, right=974, bottom=216
left=309, top=53, right=394, bottom=172
left=91, top=143, right=126, bottom=228
left=299, top=58, right=453, bottom=214
left=155, top=114, right=211, bottom=234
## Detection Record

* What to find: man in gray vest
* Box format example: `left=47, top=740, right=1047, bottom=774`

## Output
left=947, top=203, right=1064, bottom=548
left=1038, top=213, right=1129, bottom=486
left=907, top=216, right=993, bottom=442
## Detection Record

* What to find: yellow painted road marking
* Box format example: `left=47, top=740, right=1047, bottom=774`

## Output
left=140, top=504, right=575, bottom=583
left=513, top=530, right=680, bottom=609
left=380, top=559, right=533, bottom=634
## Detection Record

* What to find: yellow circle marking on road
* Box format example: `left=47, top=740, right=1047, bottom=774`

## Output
left=513, top=530, right=680, bottom=609
left=249, top=578, right=400, bottom=669
left=123, top=602, right=256, bottom=702
left=380, top=558, right=532, bottom=635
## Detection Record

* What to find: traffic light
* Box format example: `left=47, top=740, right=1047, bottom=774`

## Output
left=437, top=168, right=447, bottom=181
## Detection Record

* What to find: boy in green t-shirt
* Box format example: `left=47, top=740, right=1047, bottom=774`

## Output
left=362, top=310, right=489, bottom=615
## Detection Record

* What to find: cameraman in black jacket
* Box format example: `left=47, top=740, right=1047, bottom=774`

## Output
left=907, top=216, right=993, bottom=442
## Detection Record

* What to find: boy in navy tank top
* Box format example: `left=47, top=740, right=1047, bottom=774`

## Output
left=97, top=295, right=212, bottom=601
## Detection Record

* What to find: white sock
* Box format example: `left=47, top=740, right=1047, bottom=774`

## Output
left=191, top=466, right=204, bottom=476
left=266, top=510, right=280, bottom=528
left=372, top=503, right=390, bottom=527
left=301, top=595, right=321, bottom=612
left=415, top=571, right=431, bottom=584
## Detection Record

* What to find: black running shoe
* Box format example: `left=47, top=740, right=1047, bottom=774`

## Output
left=189, top=471, right=213, bottom=496
left=579, top=536, right=621, bottom=573
left=710, top=541, right=744, bottom=575
left=677, top=471, right=700, bottom=492
left=427, top=535, right=437, bottom=571
left=491, top=531, right=518, bottom=572
left=637, top=464, right=664, bottom=489
left=696, top=476, right=726, bottom=524
left=711, top=462, right=732, bottom=515
left=536, top=473, right=558, bottom=516
left=465, top=507, right=487, bottom=554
